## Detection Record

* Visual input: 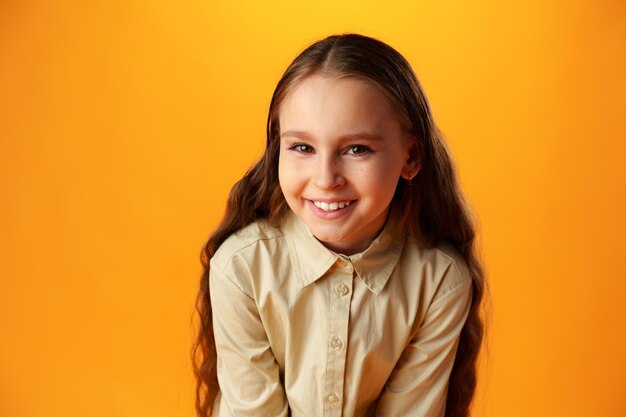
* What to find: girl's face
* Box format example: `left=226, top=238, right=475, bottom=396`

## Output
left=278, top=74, right=419, bottom=255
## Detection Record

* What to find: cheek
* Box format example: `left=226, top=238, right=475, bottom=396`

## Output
left=355, top=159, right=403, bottom=188
left=278, top=154, right=301, bottom=194
left=278, top=156, right=289, bottom=192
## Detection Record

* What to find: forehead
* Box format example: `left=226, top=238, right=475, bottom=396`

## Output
left=278, top=74, right=401, bottom=135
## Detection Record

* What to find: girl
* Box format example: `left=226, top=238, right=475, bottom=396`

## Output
left=193, top=34, right=486, bottom=417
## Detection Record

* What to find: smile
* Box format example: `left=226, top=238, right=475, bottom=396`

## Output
left=312, top=200, right=352, bottom=212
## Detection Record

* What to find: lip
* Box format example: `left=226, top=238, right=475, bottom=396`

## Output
left=306, top=198, right=357, bottom=219
left=307, top=198, right=356, bottom=203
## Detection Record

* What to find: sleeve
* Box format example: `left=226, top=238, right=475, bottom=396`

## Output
left=209, top=261, right=289, bottom=417
left=375, top=265, right=473, bottom=417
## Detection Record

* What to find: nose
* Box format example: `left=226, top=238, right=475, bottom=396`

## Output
left=311, top=153, right=345, bottom=190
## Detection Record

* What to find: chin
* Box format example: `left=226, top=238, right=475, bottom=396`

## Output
left=311, top=230, right=345, bottom=244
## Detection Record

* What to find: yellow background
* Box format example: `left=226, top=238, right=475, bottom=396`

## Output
left=1, top=1, right=625, bottom=416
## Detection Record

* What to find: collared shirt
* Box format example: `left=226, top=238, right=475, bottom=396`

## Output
left=209, top=209, right=472, bottom=417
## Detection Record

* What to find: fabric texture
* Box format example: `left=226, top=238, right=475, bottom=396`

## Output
left=209, top=209, right=472, bottom=417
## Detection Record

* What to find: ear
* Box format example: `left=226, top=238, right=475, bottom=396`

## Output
left=400, top=139, right=421, bottom=180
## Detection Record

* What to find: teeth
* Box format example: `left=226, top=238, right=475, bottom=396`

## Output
left=313, top=200, right=352, bottom=212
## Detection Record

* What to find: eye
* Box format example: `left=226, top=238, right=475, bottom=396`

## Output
left=288, top=143, right=314, bottom=154
left=346, top=145, right=372, bottom=156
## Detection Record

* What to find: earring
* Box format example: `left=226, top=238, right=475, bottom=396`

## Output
left=408, top=172, right=414, bottom=186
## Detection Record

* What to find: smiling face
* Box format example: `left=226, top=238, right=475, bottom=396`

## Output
left=278, top=74, right=419, bottom=255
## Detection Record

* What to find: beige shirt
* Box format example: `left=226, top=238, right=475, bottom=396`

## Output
left=209, top=210, right=472, bottom=417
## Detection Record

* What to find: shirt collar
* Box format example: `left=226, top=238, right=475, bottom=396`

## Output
left=282, top=208, right=404, bottom=295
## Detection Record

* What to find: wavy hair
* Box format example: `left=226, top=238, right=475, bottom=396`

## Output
left=193, top=33, right=487, bottom=417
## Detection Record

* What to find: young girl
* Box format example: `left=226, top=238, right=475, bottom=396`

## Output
left=193, top=34, right=485, bottom=417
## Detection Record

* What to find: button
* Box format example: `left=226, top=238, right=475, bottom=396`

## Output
left=330, top=336, right=343, bottom=351
left=336, top=283, right=350, bottom=297
left=336, top=258, right=347, bottom=267
left=326, top=393, right=341, bottom=407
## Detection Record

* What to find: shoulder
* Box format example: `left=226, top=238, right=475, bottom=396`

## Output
left=209, top=220, right=289, bottom=296
left=432, top=242, right=472, bottom=299
left=432, top=242, right=471, bottom=281
left=211, top=220, right=285, bottom=271
left=403, top=239, right=472, bottom=303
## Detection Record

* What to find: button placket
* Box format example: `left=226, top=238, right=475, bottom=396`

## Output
left=335, top=257, right=348, bottom=268
left=330, top=336, right=343, bottom=351
left=327, top=393, right=341, bottom=407
left=336, top=283, right=350, bottom=297
left=322, top=264, right=353, bottom=416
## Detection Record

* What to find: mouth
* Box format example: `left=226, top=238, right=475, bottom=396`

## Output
left=311, top=200, right=354, bottom=212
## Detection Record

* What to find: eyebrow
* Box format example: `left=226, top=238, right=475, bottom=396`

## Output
left=280, top=130, right=384, bottom=142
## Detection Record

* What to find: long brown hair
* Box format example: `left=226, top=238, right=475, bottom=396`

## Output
left=193, top=33, right=487, bottom=417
